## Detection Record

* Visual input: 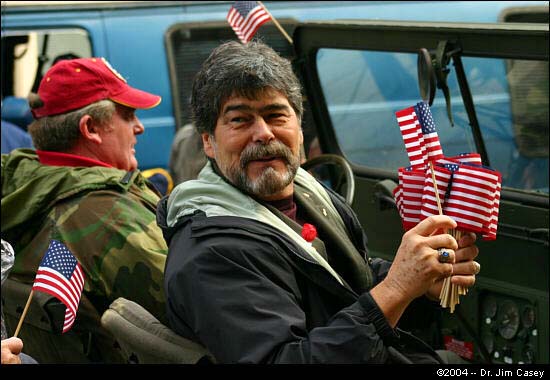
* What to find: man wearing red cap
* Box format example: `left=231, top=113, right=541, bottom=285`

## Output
left=1, top=57, right=167, bottom=363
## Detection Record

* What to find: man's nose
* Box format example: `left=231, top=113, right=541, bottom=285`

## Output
left=251, top=117, right=275, bottom=144
left=134, top=117, right=145, bottom=135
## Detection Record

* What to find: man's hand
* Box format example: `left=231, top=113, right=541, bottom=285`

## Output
left=370, top=215, right=459, bottom=326
left=1, top=337, right=23, bottom=364
left=426, top=231, right=480, bottom=301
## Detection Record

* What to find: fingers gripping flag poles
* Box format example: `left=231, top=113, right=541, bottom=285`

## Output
left=394, top=102, right=502, bottom=312
left=227, top=1, right=293, bottom=44
left=14, top=240, right=85, bottom=336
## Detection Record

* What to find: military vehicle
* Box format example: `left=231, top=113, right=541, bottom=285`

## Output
left=1, top=1, right=548, bottom=364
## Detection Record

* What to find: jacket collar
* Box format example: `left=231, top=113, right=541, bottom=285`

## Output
left=166, top=160, right=346, bottom=285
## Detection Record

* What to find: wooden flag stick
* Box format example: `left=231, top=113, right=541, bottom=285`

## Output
left=430, top=161, right=444, bottom=216
left=430, top=161, right=460, bottom=312
left=258, top=1, right=293, bottom=44
left=454, top=229, right=467, bottom=296
left=14, top=289, right=34, bottom=337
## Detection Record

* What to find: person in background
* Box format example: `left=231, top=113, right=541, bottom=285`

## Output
left=1, top=57, right=168, bottom=363
left=158, top=41, right=480, bottom=363
left=168, top=122, right=207, bottom=185
left=142, top=167, right=174, bottom=196
left=1, top=119, right=33, bottom=154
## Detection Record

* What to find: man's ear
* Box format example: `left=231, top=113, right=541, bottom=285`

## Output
left=202, top=133, right=216, bottom=159
left=79, top=115, right=102, bottom=144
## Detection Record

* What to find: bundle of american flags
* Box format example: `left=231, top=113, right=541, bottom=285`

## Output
left=393, top=101, right=502, bottom=311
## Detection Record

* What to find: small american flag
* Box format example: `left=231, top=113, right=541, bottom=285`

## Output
left=442, top=163, right=499, bottom=235
left=32, top=240, right=85, bottom=333
left=395, top=106, right=426, bottom=169
left=420, top=164, right=452, bottom=220
left=227, top=1, right=271, bottom=44
left=414, top=101, right=444, bottom=161
left=483, top=180, right=501, bottom=240
left=449, top=152, right=482, bottom=165
left=398, top=166, right=425, bottom=229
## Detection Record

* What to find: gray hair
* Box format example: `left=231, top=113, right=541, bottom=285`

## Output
left=28, top=98, right=116, bottom=152
left=191, top=40, right=303, bottom=135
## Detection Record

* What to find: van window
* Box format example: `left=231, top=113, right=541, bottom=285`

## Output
left=316, top=48, right=548, bottom=194
left=1, top=29, right=91, bottom=98
left=166, top=20, right=318, bottom=151
left=167, top=22, right=297, bottom=128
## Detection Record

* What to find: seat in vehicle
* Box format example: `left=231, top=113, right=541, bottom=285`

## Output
left=100, top=297, right=215, bottom=364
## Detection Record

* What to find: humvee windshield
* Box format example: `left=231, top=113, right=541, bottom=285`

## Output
left=317, top=49, right=548, bottom=194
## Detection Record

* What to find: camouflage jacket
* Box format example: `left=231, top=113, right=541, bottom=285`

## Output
left=1, top=149, right=168, bottom=362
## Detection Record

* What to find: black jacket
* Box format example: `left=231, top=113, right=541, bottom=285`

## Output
left=157, top=169, right=441, bottom=364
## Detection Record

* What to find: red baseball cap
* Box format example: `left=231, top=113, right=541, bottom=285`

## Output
left=31, top=57, right=161, bottom=118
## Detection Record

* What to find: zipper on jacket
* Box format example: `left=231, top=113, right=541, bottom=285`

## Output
left=121, top=171, right=134, bottom=185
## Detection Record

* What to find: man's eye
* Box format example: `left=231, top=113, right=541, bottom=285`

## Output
left=122, top=111, right=135, bottom=121
left=268, top=114, right=288, bottom=123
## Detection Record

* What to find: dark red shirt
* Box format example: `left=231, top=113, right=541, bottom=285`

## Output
left=265, top=195, right=310, bottom=226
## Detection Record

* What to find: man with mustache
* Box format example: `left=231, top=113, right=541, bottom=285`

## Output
left=2, top=57, right=168, bottom=363
left=158, top=41, right=480, bottom=363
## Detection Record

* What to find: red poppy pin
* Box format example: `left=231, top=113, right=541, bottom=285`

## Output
left=301, top=223, right=317, bottom=242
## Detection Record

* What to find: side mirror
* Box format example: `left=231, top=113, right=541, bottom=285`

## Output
left=417, top=48, right=436, bottom=106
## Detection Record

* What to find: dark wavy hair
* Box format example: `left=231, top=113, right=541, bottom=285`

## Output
left=191, top=40, right=303, bottom=135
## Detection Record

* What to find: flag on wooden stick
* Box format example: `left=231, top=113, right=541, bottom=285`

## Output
left=32, top=240, right=85, bottom=333
left=227, top=1, right=271, bottom=44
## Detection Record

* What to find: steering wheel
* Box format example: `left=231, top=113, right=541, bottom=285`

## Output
left=301, top=154, right=355, bottom=205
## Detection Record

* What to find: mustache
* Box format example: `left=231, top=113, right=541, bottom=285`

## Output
left=240, top=141, right=294, bottom=168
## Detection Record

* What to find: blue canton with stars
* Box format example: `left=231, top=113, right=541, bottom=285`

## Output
left=414, top=101, right=437, bottom=134
left=443, top=163, right=459, bottom=172
left=39, top=240, right=78, bottom=280
left=234, top=1, right=257, bottom=17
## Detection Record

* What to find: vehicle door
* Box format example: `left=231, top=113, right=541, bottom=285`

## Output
left=294, top=19, right=548, bottom=364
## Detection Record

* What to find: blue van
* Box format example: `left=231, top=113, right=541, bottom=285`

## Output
left=2, top=0, right=545, bottom=172
left=2, top=1, right=548, bottom=365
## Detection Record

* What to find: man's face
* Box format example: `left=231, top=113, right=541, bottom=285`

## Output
left=203, top=88, right=303, bottom=201
left=96, top=104, right=144, bottom=171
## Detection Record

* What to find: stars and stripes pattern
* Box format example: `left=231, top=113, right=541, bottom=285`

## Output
left=396, top=166, right=425, bottom=229
left=415, top=101, right=444, bottom=161
left=449, top=152, right=482, bottom=165
left=442, top=163, right=499, bottom=234
left=484, top=179, right=501, bottom=241
left=420, top=163, right=453, bottom=220
left=395, top=101, right=444, bottom=170
left=395, top=106, right=426, bottom=169
left=227, top=1, right=271, bottom=44
left=394, top=102, right=502, bottom=240
left=32, top=240, right=85, bottom=333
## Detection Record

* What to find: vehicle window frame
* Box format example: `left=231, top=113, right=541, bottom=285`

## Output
left=1, top=27, right=93, bottom=98
left=294, top=20, right=549, bottom=206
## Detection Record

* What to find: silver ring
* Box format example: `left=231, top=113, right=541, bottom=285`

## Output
left=438, top=248, right=450, bottom=264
